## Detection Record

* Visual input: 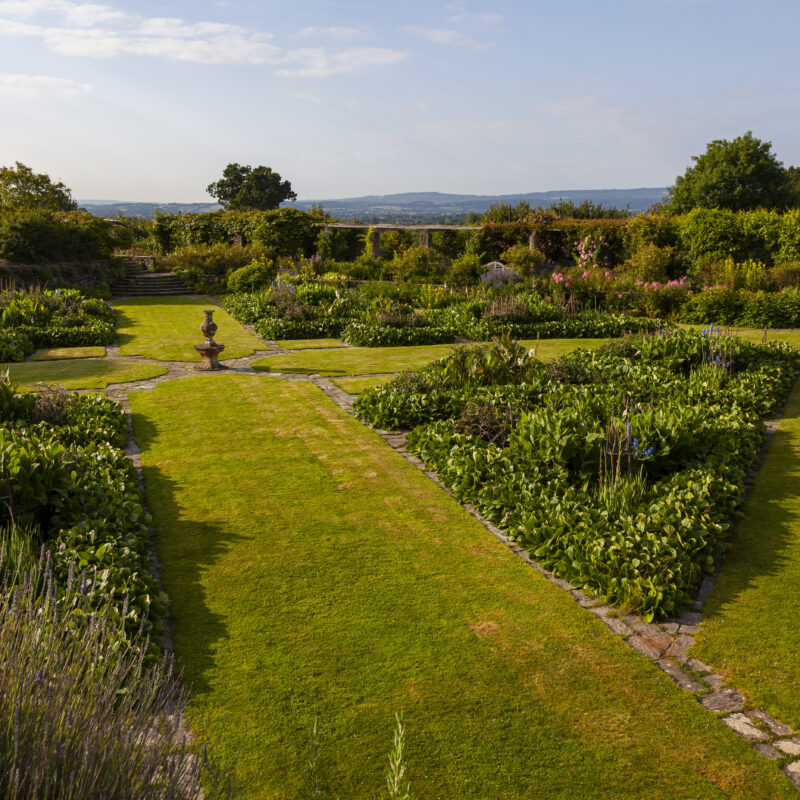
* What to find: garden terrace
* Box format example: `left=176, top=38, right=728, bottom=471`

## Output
left=4, top=293, right=800, bottom=796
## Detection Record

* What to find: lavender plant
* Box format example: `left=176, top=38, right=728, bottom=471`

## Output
left=0, top=549, right=234, bottom=800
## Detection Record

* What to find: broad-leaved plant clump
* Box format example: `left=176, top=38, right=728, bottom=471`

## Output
left=354, top=330, right=800, bottom=619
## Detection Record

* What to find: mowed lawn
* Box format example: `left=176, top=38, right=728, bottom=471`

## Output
left=130, top=375, right=792, bottom=800
left=695, top=375, right=800, bottom=730
left=1, top=358, right=167, bottom=390
left=681, top=325, right=800, bottom=350
left=252, top=338, right=609, bottom=376
left=114, top=296, right=264, bottom=361
left=29, top=345, right=106, bottom=360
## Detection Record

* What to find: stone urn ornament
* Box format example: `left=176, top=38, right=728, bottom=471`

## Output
left=194, top=309, right=226, bottom=370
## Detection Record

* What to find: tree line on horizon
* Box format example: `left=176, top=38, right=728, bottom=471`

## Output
left=2, top=131, right=800, bottom=224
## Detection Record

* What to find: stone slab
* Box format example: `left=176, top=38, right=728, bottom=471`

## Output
left=722, top=713, right=769, bottom=742
left=749, top=709, right=793, bottom=737
left=666, top=634, right=694, bottom=664
left=703, top=674, right=727, bottom=690
left=659, top=622, right=680, bottom=635
left=602, top=616, right=632, bottom=636
left=785, top=762, right=800, bottom=790
left=775, top=738, right=800, bottom=756
left=687, top=658, right=713, bottom=674
left=626, top=635, right=661, bottom=660
left=673, top=610, right=702, bottom=626
left=656, top=659, right=705, bottom=692
left=700, top=688, right=745, bottom=713
left=753, top=743, right=782, bottom=760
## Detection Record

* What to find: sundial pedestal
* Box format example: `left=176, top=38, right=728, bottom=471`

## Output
left=194, top=309, right=227, bottom=371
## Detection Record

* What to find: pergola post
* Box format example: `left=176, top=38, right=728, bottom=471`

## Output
left=529, top=231, right=542, bottom=252
left=419, top=229, right=432, bottom=249
left=368, top=229, right=381, bottom=259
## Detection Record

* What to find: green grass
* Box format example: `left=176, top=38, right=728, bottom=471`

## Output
left=694, top=375, right=800, bottom=730
left=130, top=375, right=792, bottom=800
left=2, top=359, right=167, bottom=390
left=331, top=375, right=393, bottom=394
left=277, top=338, right=347, bottom=350
left=252, top=338, right=609, bottom=377
left=114, top=297, right=264, bottom=361
left=29, top=346, right=106, bottom=360
left=680, top=325, right=800, bottom=349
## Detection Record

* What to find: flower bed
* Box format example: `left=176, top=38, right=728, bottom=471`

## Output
left=0, top=288, right=115, bottom=361
left=354, top=332, right=800, bottom=619
left=0, top=376, right=164, bottom=651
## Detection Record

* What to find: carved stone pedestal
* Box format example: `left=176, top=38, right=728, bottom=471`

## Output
left=194, top=309, right=226, bottom=371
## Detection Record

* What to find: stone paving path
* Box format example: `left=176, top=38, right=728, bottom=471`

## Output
left=89, top=320, right=800, bottom=793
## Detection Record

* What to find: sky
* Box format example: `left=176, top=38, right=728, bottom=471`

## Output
left=1, top=0, right=799, bottom=202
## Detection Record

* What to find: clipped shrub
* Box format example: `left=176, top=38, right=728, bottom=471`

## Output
left=445, top=253, right=482, bottom=286
left=622, top=243, right=676, bottom=282
left=768, top=261, right=800, bottom=289
left=500, top=243, right=546, bottom=275
left=226, top=255, right=276, bottom=293
left=390, top=246, right=444, bottom=282
left=341, top=321, right=454, bottom=347
left=0, top=209, right=117, bottom=263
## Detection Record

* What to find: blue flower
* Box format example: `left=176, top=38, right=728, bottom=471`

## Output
left=645, top=446, right=654, bottom=456
left=633, top=438, right=639, bottom=449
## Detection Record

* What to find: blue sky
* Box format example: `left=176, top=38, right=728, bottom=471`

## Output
left=1, top=0, right=798, bottom=201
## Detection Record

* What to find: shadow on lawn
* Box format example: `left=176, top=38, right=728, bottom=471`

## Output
left=702, top=389, right=800, bottom=621
left=113, top=306, right=136, bottom=352
left=134, top=411, right=244, bottom=697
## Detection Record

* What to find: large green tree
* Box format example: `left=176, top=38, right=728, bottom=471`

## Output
left=787, top=165, right=800, bottom=206
left=206, top=163, right=297, bottom=211
left=0, top=162, right=77, bottom=211
left=666, top=132, right=795, bottom=213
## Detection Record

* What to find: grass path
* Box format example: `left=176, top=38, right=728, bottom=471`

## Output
left=30, top=346, right=106, bottom=360
left=1, top=358, right=167, bottom=390
left=253, top=338, right=608, bottom=376
left=114, top=296, right=264, bottom=361
left=130, top=375, right=792, bottom=800
left=695, top=376, right=800, bottom=730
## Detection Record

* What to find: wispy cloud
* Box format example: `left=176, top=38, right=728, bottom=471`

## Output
left=448, top=11, right=502, bottom=25
left=444, top=3, right=502, bottom=25
left=0, top=1, right=403, bottom=75
left=296, top=25, right=369, bottom=40
left=0, top=72, right=91, bottom=97
left=277, top=47, right=408, bottom=78
left=404, top=25, right=492, bottom=50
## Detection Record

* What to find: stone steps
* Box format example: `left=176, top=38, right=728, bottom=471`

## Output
left=111, top=268, right=191, bottom=297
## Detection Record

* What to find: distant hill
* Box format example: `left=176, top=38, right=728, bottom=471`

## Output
left=287, top=188, right=667, bottom=223
left=78, top=201, right=220, bottom=218
left=79, top=188, right=666, bottom=222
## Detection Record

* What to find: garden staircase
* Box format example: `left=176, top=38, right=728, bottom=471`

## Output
left=111, top=256, right=192, bottom=297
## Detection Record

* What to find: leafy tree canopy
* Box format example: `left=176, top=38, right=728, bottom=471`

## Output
left=0, top=162, right=77, bottom=211
left=787, top=165, right=800, bottom=206
left=666, top=132, right=795, bottom=213
left=206, top=163, right=297, bottom=211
